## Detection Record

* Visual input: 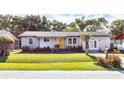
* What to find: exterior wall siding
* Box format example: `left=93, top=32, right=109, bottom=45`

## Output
left=39, top=37, right=57, bottom=48
left=82, top=37, right=110, bottom=52
left=64, top=37, right=81, bottom=48
left=21, top=36, right=110, bottom=52
left=21, top=37, right=39, bottom=49
left=89, top=37, right=110, bottom=51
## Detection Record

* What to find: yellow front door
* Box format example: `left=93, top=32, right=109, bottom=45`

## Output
left=58, top=38, right=64, bottom=48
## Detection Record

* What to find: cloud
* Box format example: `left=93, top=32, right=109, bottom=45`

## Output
left=45, top=14, right=124, bottom=24
left=45, top=14, right=84, bottom=23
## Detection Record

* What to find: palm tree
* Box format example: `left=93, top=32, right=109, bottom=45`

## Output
left=80, top=33, right=91, bottom=55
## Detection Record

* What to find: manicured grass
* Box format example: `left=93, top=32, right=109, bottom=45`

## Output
left=0, top=62, right=106, bottom=70
left=0, top=53, right=106, bottom=70
left=5, top=54, right=94, bottom=63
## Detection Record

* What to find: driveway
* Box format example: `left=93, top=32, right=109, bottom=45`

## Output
left=0, top=71, right=124, bottom=79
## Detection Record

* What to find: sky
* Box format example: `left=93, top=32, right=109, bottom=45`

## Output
left=40, top=14, right=124, bottom=24
left=0, top=0, right=124, bottom=24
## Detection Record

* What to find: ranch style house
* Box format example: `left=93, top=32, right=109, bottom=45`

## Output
left=19, top=31, right=110, bottom=52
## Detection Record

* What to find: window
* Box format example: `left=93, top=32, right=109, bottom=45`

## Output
left=94, top=41, right=97, bottom=48
left=68, top=38, right=77, bottom=45
left=44, top=38, right=49, bottom=42
left=29, top=38, right=33, bottom=44
left=90, top=40, right=97, bottom=48
left=73, top=38, right=77, bottom=44
left=68, top=38, right=72, bottom=44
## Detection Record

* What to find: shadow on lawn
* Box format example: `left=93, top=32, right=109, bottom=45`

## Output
left=87, top=54, right=97, bottom=61
left=0, top=56, right=8, bottom=62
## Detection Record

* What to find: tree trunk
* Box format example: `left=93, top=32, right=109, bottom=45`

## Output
left=81, top=39, right=84, bottom=52
left=85, top=40, right=89, bottom=55
left=85, top=49, right=89, bottom=55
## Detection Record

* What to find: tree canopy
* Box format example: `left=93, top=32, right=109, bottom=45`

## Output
left=65, top=17, right=108, bottom=32
left=110, top=19, right=124, bottom=36
left=0, top=15, right=66, bottom=37
left=0, top=14, right=124, bottom=37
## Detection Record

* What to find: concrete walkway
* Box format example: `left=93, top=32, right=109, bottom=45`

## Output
left=0, top=71, right=124, bottom=79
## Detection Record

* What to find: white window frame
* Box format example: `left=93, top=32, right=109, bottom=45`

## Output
left=67, top=37, right=77, bottom=45
left=89, top=40, right=98, bottom=49
left=43, top=37, right=49, bottom=42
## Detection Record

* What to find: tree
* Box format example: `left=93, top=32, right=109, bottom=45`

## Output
left=66, top=17, right=108, bottom=32
left=0, top=15, right=12, bottom=30
left=50, top=20, right=66, bottom=31
left=9, top=16, right=24, bottom=37
left=0, top=15, right=68, bottom=37
left=110, top=19, right=124, bottom=36
left=65, top=22, right=78, bottom=32
left=75, top=17, right=86, bottom=31
left=84, top=17, right=108, bottom=32
left=80, top=33, right=91, bottom=55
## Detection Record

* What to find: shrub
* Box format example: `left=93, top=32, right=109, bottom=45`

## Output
left=6, top=50, right=10, bottom=56
left=55, top=44, right=59, bottom=48
left=97, top=54, right=121, bottom=68
left=22, top=46, right=33, bottom=52
left=112, top=49, right=120, bottom=54
left=97, top=57, right=108, bottom=67
left=33, top=47, right=42, bottom=52
left=0, top=50, right=10, bottom=56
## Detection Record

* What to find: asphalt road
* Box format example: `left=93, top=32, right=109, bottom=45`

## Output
left=0, top=71, right=124, bottom=79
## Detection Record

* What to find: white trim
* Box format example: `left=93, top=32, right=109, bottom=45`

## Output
left=89, top=39, right=99, bottom=49
left=43, top=37, right=49, bottom=42
left=67, top=37, right=77, bottom=45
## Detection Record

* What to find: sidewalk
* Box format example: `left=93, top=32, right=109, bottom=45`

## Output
left=0, top=71, right=124, bottom=79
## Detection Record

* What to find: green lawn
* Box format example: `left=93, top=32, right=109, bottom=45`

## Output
left=5, top=54, right=94, bottom=63
left=0, top=62, right=105, bottom=70
left=0, top=53, right=106, bottom=70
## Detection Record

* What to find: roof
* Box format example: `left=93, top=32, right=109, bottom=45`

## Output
left=19, top=31, right=110, bottom=37
left=0, top=30, right=17, bottom=40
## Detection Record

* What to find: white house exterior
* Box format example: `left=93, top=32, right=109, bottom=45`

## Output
left=113, top=33, right=124, bottom=52
left=19, top=31, right=110, bottom=52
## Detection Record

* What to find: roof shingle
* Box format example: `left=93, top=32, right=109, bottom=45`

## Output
left=19, top=31, right=110, bottom=37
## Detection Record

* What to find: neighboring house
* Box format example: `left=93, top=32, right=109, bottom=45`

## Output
left=19, top=31, right=110, bottom=52
left=114, top=33, right=124, bottom=51
left=0, top=30, right=17, bottom=50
